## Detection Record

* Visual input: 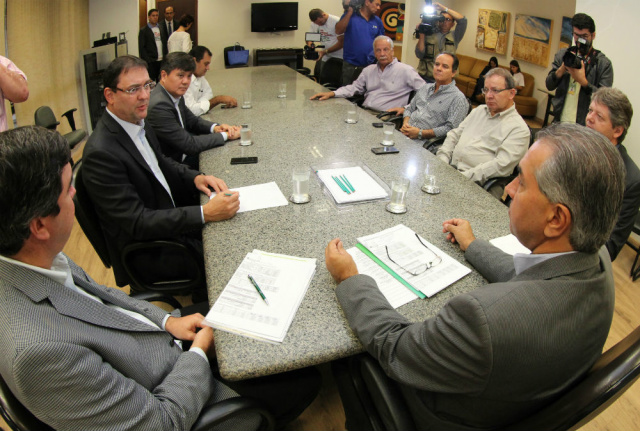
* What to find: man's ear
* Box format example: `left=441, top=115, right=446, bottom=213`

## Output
left=612, top=125, right=624, bottom=142
left=29, top=217, right=51, bottom=242
left=544, top=203, right=572, bottom=240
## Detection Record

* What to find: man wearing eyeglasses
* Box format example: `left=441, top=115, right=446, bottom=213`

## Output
left=82, top=55, right=240, bottom=297
left=415, top=2, right=466, bottom=83
left=148, top=52, right=241, bottom=170
left=436, top=68, right=530, bottom=196
left=325, top=123, right=623, bottom=430
left=545, top=13, right=613, bottom=126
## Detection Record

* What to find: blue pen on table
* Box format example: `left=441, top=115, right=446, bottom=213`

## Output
left=224, top=193, right=233, bottom=196
left=340, top=174, right=355, bottom=192
left=248, top=275, right=269, bottom=305
left=332, top=176, right=350, bottom=194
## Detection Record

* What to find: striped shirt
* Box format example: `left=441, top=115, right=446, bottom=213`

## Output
left=402, top=80, right=468, bottom=143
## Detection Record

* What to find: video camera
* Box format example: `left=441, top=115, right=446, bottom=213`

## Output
left=342, top=0, right=365, bottom=12
left=303, top=32, right=325, bottom=61
left=414, top=3, right=445, bottom=37
left=562, top=37, right=590, bottom=69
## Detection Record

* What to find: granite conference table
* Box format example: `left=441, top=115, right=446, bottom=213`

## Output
left=199, top=65, right=510, bottom=380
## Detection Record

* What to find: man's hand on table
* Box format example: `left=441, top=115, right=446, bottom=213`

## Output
left=215, top=124, right=241, bottom=140
left=310, top=91, right=335, bottom=101
left=325, top=238, right=359, bottom=284
left=442, top=218, right=476, bottom=251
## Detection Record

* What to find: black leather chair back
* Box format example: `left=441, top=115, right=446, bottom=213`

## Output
left=72, top=161, right=112, bottom=269
left=319, top=57, right=343, bottom=89
left=34, top=106, right=59, bottom=130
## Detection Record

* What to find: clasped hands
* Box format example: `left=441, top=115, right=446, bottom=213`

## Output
left=214, top=123, right=241, bottom=140
left=165, top=314, right=215, bottom=359
left=324, top=219, right=476, bottom=284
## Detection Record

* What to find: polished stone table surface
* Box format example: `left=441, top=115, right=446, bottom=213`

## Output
left=199, top=65, right=510, bottom=380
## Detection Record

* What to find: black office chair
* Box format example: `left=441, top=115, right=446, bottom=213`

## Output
left=71, top=161, right=205, bottom=295
left=625, top=211, right=640, bottom=281
left=0, top=292, right=275, bottom=431
left=34, top=106, right=87, bottom=151
left=333, top=324, right=640, bottom=431
left=318, top=57, right=343, bottom=91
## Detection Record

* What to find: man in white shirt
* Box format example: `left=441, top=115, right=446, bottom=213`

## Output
left=184, top=45, right=238, bottom=116
left=437, top=68, right=530, bottom=194
left=308, top=8, right=344, bottom=75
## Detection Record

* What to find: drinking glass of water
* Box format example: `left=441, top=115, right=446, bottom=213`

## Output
left=290, top=167, right=311, bottom=204
left=386, top=177, right=410, bottom=214
left=421, top=164, right=440, bottom=194
left=278, top=83, right=287, bottom=98
left=344, top=104, right=358, bottom=124
left=240, top=124, right=252, bottom=146
left=242, top=91, right=252, bottom=109
left=382, top=122, right=394, bottom=146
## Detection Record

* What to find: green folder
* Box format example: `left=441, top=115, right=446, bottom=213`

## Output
left=356, top=243, right=426, bottom=299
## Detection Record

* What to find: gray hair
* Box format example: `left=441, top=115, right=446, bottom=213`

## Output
left=534, top=123, right=625, bottom=253
left=591, top=87, right=634, bottom=144
left=485, top=67, right=515, bottom=89
left=373, top=35, right=394, bottom=50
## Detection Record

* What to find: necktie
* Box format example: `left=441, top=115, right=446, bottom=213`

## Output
left=168, top=22, right=172, bottom=35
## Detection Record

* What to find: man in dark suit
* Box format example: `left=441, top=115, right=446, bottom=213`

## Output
left=138, top=8, right=167, bottom=81
left=161, top=5, right=176, bottom=38
left=325, top=123, right=625, bottom=430
left=82, top=55, right=240, bottom=292
left=147, top=51, right=240, bottom=169
left=586, top=87, right=640, bottom=260
left=0, top=126, right=320, bottom=430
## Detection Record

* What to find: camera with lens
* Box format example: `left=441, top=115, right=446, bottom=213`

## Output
left=562, top=37, right=590, bottom=69
left=343, top=0, right=365, bottom=12
left=303, top=32, right=325, bottom=60
left=413, top=3, right=444, bottom=37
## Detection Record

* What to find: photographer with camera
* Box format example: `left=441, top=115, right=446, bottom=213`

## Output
left=415, top=2, right=466, bottom=83
left=335, top=0, right=385, bottom=86
left=545, top=13, right=613, bottom=126
left=308, top=9, right=344, bottom=64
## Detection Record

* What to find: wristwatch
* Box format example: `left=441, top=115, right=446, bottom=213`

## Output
left=418, top=129, right=423, bottom=139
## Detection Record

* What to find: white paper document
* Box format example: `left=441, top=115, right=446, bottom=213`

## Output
left=204, top=250, right=316, bottom=344
left=490, top=234, right=531, bottom=255
left=316, top=166, right=388, bottom=204
left=355, top=224, right=472, bottom=304
left=210, top=182, right=288, bottom=213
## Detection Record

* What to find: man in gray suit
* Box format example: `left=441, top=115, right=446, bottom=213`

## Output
left=147, top=52, right=240, bottom=169
left=325, top=123, right=625, bottom=430
left=0, top=126, right=320, bottom=430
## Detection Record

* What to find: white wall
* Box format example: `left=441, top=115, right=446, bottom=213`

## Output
left=197, top=1, right=345, bottom=71
left=89, top=0, right=140, bottom=57
left=577, top=0, right=640, bottom=164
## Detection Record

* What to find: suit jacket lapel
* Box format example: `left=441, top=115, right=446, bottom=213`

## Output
left=0, top=259, right=163, bottom=333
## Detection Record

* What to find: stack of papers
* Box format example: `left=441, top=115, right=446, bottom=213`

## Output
left=347, top=224, right=471, bottom=308
left=204, top=250, right=316, bottom=344
left=316, top=166, right=388, bottom=204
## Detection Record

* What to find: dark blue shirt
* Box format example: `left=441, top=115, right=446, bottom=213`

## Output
left=342, top=12, right=385, bottom=66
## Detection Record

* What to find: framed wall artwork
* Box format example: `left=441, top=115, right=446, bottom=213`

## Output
left=378, top=1, right=405, bottom=42
left=476, top=9, right=509, bottom=55
left=559, top=16, right=573, bottom=50
left=511, top=14, right=553, bottom=67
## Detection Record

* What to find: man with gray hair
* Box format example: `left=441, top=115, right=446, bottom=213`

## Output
left=437, top=67, right=530, bottom=194
left=586, top=87, right=640, bottom=260
left=310, top=35, right=424, bottom=112
left=326, top=122, right=624, bottom=429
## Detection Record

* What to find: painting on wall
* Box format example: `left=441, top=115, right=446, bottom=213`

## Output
left=378, top=1, right=405, bottom=42
left=511, top=14, right=554, bottom=67
left=476, top=9, right=509, bottom=55
left=559, top=16, right=573, bottom=50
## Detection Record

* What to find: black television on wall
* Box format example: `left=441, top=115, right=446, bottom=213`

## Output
left=251, top=2, right=298, bottom=32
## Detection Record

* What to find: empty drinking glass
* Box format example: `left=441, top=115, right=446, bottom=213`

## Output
left=386, top=177, right=410, bottom=214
